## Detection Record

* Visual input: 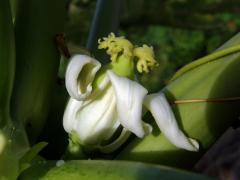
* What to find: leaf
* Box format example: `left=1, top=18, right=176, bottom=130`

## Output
left=20, top=160, right=213, bottom=180
left=19, top=142, right=48, bottom=174
left=117, top=33, right=240, bottom=168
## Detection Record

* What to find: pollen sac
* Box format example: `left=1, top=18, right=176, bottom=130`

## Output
left=133, top=45, right=158, bottom=73
left=98, top=33, right=134, bottom=62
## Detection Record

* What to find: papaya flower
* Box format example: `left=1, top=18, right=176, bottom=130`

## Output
left=63, top=33, right=199, bottom=154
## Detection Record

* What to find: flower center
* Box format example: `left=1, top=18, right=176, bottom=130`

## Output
left=98, top=33, right=158, bottom=75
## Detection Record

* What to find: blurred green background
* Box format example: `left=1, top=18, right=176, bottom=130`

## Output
left=64, top=0, right=240, bottom=92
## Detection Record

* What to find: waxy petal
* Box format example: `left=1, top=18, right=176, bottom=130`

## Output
left=107, top=70, right=150, bottom=138
left=100, top=128, right=131, bottom=153
left=65, top=54, right=101, bottom=100
left=144, top=92, right=199, bottom=151
left=63, top=76, right=120, bottom=145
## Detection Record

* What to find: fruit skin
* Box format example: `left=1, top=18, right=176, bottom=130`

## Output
left=117, top=33, right=240, bottom=168
left=11, top=0, right=67, bottom=143
left=19, top=160, right=212, bottom=180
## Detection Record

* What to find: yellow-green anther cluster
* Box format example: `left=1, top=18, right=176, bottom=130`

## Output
left=98, top=33, right=158, bottom=73
left=134, top=45, right=158, bottom=73
left=98, top=33, right=134, bottom=62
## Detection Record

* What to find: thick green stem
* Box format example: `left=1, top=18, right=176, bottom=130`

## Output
left=0, top=1, right=29, bottom=179
left=11, top=0, right=67, bottom=143
left=10, top=0, right=17, bottom=21
left=0, top=0, right=15, bottom=128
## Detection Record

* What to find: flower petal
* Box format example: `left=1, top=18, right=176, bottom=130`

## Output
left=107, top=70, right=150, bottom=138
left=65, top=54, right=101, bottom=100
left=63, top=76, right=121, bottom=145
left=100, top=128, right=131, bottom=153
left=143, top=92, right=199, bottom=151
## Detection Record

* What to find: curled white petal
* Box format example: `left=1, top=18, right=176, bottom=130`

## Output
left=100, top=128, right=131, bottom=153
left=63, top=76, right=120, bottom=145
left=142, top=122, right=153, bottom=135
left=143, top=92, right=199, bottom=151
left=65, top=54, right=101, bottom=100
left=107, top=70, right=151, bottom=138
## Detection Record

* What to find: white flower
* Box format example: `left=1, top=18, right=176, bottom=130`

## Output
left=63, top=55, right=199, bottom=153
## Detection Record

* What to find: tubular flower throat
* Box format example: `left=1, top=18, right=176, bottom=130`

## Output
left=63, top=33, right=199, bottom=153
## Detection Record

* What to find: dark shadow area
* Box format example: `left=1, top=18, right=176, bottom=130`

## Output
left=207, top=55, right=240, bottom=138
left=119, top=148, right=203, bottom=169
left=38, top=83, right=69, bottom=159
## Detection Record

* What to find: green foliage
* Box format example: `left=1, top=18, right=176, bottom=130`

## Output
left=117, top=32, right=240, bottom=169
left=65, top=0, right=240, bottom=92
left=11, top=0, right=67, bottom=143
left=20, top=160, right=213, bottom=180
left=1, top=0, right=240, bottom=179
left=19, top=142, right=48, bottom=174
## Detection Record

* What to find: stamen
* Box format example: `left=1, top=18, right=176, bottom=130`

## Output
left=98, top=33, right=134, bottom=62
left=133, top=45, right=158, bottom=73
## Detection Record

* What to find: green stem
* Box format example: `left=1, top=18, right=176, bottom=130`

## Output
left=11, top=0, right=67, bottom=144
left=0, top=0, right=15, bottom=128
left=10, top=0, right=17, bottom=21
left=87, top=0, right=122, bottom=63
left=0, top=1, right=29, bottom=179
